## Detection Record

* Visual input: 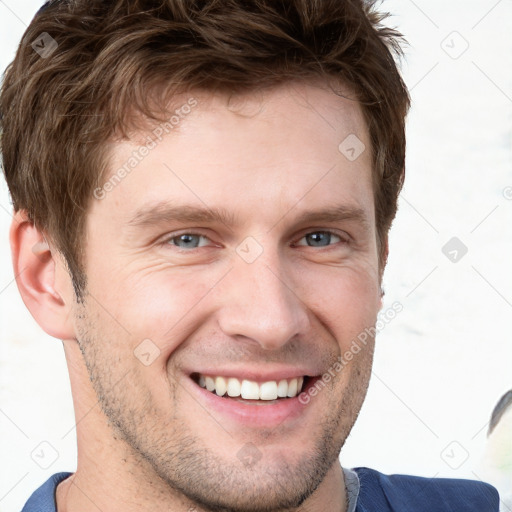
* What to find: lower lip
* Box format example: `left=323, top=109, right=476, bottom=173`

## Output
left=185, top=377, right=317, bottom=428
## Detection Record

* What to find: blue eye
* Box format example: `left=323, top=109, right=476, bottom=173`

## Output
left=297, top=231, right=343, bottom=247
left=164, top=230, right=346, bottom=251
left=168, top=233, right=209, bottom=249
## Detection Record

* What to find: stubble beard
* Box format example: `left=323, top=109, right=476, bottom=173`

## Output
left=74, top=306, right=374, bottom=512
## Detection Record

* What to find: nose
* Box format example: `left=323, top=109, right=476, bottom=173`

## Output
left=216, top=252, right=310, bottom=351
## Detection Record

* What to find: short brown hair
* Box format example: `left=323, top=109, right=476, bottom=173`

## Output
left=1, top=0, right=410, bottom=299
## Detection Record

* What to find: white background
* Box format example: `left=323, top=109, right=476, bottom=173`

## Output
left=0, top=1, right=511, bottom=511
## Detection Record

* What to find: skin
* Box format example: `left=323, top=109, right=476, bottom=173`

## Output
left=11, top=81, right=384, bottom=512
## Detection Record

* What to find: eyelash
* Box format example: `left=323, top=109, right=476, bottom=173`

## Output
left=161, top=230, right=350, bottom=251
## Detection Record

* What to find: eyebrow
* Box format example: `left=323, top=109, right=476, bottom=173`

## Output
left=290, top=205, right=370, bottom=231
left=127, top=201, right=371, bottom=233
left=127, top=202, right=239, bottom=229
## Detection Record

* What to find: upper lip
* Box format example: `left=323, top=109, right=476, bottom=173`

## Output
left=189, top=367, right=316, bottom=383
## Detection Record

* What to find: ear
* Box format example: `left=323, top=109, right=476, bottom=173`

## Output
left=379, top=236, right=389, bottom=310
left=9, top=210, right=76, bottom=340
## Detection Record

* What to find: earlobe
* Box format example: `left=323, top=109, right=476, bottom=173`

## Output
left=9, top=210, right=75, bottom=340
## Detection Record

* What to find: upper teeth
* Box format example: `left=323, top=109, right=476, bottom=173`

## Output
left=197, top=375, right=304, bottom=400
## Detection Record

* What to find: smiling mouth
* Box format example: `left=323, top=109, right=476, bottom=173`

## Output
left=190, top=373, right=311, bottom=402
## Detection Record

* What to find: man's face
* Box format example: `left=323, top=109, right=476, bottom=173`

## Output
left=73, top=81, right=381, bottom=510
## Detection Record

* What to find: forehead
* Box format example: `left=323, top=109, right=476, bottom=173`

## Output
left=92, top=81, right=374, bottom=230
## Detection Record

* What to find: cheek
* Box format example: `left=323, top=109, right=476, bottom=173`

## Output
left=296, top=264, right=380, bottom=350
left=100, top=265, right=227, bottom=355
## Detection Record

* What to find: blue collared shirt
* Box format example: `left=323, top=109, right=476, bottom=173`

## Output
left=21, top=467, right=500, bottom=511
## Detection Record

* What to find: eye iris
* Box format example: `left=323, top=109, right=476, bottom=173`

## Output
left=307, top=232, right=331, bottom=247
left=175, top=234, right=199, bottom=248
